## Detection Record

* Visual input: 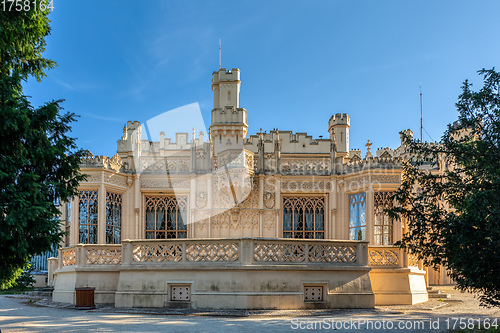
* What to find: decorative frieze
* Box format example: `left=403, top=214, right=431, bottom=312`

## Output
left=104, top=174, right=127, bottom=187
left=346, top=176, right=369, bottom=188
left=281, top=180, right=331, bottom=192
left=372, top=175, right=401, bottom=183
left=140, top=180, right=191, bottom=189
left=85, top=173, right=102, bottom=183
left=281, top=158, right=330, bottom=175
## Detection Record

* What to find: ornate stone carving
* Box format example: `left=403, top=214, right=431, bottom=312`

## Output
left=62, top=249, right=76, bottom=266
left=244, top=151, right=254, bottom=171
left=211, top=211, right=231, bottom=229
left=308, top=245, right=357, bottom=263
left=86, top=248, right=122, bottom=265
left=133, top=244, right=183, bottom=262
left=280, top=157, right=330, bottom=175
left=104, top=174, right=127, bottom=187
left=346, top=176, right=369, bottom=188
left=239, top=179, right=258, bottom=209
left=85, top=173, right=102, bottom=183
left=140, top=180, right=191, bottom=188
left=372, top=175, right=401, bottom=183
left=263, top=210, right=276, bottom=230
left=281, top=180, right=331, bottom=192
left=253, top=243, right=305, bottom=262
left=186, top=243, right=239, bottom=262
left=263, top=178, right=276, bottom=209
left=368, top=248, right=399, bottom=266
left=240, top=210, right=259, bottom=229
left=195, top=179, right=208, bottom=208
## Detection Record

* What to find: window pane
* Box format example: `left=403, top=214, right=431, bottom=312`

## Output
left=79, top=190, right=98, bottom=244
left=145, top=197, right=188, bottom=239
left=282, top=197, right=325, bottom=239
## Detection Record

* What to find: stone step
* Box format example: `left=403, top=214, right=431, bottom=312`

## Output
left=427, top=290, right=451, bottom=299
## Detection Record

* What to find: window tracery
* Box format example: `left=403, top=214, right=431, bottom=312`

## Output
left=349, top=193, right=366, bottom=241
left=79, top=190, right=98, bottom=244
left=106, top=192, right=122, bottom=244
left=145, top=196, right=188, bottom=239
left=282, top=197, right=325, bottom=239
left=374, top=191, right=393, bottom=245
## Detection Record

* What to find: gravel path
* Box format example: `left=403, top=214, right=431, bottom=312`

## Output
left=0, top=286, right=498, bottom=332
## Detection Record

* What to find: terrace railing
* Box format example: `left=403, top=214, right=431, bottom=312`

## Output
left=368, top=245, right=423, bottom=269
left=57, top=238, right=368, bottom=269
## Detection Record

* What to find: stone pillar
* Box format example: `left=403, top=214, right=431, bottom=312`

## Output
left=329, top=178, right=337, bottom=239
left=190, top=177, right=196, bottom=238
left=259, top=175, right=264, bottom=237
left=207, top=174, right=213, bottom=238
left=337, top=181, right=346, bottom=239
left=366, top=183, right=374, bottom=244
left=275, top=176, right=281, bottom=238
left=134, top=176, right=141, bottom=239
left=98, top=181, right=106, bottom=244
left=71, top=195, right=79, bottom=246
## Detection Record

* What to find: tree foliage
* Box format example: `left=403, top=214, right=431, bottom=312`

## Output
left=0, top=9, right=85, bottom=287
left=389, top=69, right=500, bottom=306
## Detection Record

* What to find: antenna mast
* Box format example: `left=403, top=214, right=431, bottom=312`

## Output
left=219, top=39, right=221, bottom=69
left=420, top=83, right=423, bottom=142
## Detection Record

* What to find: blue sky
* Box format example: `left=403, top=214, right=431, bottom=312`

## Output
left=24, top=0, right=500, bottom=157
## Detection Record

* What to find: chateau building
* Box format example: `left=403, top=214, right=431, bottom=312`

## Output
left=51, top=68, right=449, bottom=309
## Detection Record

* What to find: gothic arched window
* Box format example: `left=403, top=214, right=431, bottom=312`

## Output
left=106, top=192, right=122, bottom=244
left=79, top=190, right=98, bottom=244
left=145, top=196, right=188, bottom=239
left=349, top=193, right=366, bottom=241
left=374, top=191, right=393, bottom=245
left=283, top=197, right=324, bottom=239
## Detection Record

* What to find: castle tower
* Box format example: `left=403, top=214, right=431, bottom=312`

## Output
left=328, top=113, right=350, bottom=157
left=212, top=68, right=240, bottom=109
left=210, top=68, right=248, bottom=156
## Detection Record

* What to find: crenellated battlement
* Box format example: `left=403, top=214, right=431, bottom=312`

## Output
left=328, top=113, right=350, bottom=128
left=212, top=68, right=241, bottom=84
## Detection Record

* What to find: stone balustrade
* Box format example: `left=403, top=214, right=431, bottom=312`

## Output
left=122, top=238, right=367, bottom=266
left=57, top=238, right=368, bottom=268
left=58, top=244, right=122, bottom=268
left=368, top=245, right=423, bottom=269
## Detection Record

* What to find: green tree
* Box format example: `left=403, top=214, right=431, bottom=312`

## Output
left=389, top=69, right=500, bottom=306
left=0, top=9, right=85, bottom=288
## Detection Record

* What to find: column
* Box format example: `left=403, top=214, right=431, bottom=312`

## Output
left=190, top=177, right=196, bottom=238
left=366, top=183, right=374, bottom=244
left=98, top=181, right=106, bottom=244
left=70, top=195, right=79, bottom=246
left=329, top=178, right=337, bottom=239
left=134, top=175, right=141, bottom=239
left=207, top=174, right=213, bottom=238
left=337, top=181, right=346, bottom=239
left=259, top=175, right=264, bottom=237
left=275, top=176, right=281, bottom=238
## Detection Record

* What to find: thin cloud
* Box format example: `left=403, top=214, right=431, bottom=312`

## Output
left=80, top=112, right=124, bottom=123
